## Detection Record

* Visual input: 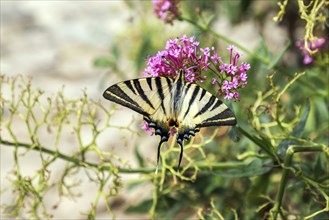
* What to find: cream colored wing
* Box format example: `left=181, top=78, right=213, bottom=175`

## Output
left=178, top=83, right=237, bottom=129
left=103, top=77, right=173, bottom=119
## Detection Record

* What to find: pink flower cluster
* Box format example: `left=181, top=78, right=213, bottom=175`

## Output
left=143, top=35, right=209, bottom=83
left=143, top=35, right=251, bottom=101
left=152, top=0, right=181, bottom=24
left=212, top=45, right=250, bottom=101
left=296, top=38, right=326, bottom=65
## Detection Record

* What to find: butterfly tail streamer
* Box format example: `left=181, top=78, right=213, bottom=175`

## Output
left=155, top=136, right=168, bottom=174
left=177, top=139, right=184, bottom=172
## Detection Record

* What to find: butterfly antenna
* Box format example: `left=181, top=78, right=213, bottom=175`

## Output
left=156, top=136, right=168, bottom=174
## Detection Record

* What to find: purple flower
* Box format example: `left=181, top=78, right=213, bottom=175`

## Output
left=222, top=80, right=231, bottom=90
left=211, top=77, right=217, bottom=85
left=224, top=91, right=234, bottom=100
left=239, top=72, right=248, bottom=81
left=142, top=121, right=154, bottom=136
left=143, top=35, right=251, bottom=101
left=296, top=37, right=326, bottom=65
left=170, top=127, right=177, bottom=136
left=153, top=0, right=181, bottom=24
left=143, top=35, right=210, bottom=83
left=210, top=48, right=221, bottom=64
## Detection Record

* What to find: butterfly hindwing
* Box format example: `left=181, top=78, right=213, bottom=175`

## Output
left=178, top=83, right=237, bottom=129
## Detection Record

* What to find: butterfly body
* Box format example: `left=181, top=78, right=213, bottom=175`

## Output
left=103, top=70, right=237, bottom=170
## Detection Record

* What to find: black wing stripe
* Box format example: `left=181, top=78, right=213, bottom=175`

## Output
left=124, top=80, right=137, bottom=95
left=165, top=77, right=173, bottom=99
left=183, top=85, right=200, bottom=119
left=210, top=99, right=224, bottom=111
left=199, top=89, right=207, bottom=101
left=103, top=85, right=147, bottom=116
left=174, top=75, right=183, bottom=111
left=205, top=108, right=235, bottom=121
left=197, top=108, right=237, bottom=127
left=194, top=95, right=216, bottom=118
left=155, top=77, right=167, bottom=115
left=146, top=77, right=153, bottom=90
left=133, top=79, right=155, bottom=109
left=197, top=119, right=237, bottom=127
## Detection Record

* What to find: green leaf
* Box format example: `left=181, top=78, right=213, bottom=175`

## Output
left=126, top=199, right=152, bottom=213
left=93, top=56, right=115, bottom=68
left=126, top=179, right=147, bottom=191
left=134, top=145, right=145, bottom=167
left=228, top=126, right=240, bottom=143
left=313, top=154, right=327, bottom=181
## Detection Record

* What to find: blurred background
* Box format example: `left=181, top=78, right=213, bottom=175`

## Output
left=1, top=1, right=328, bottom=219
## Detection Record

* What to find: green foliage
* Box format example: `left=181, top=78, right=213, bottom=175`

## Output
left=1, top=1, right=329, bottom=219
left=274, top=0, right=328, bottom=53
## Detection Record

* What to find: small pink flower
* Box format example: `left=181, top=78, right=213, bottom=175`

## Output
left=239, top=72, right=247, bottom=81
left=211, top=77, right=217, bottom=85
left=222, top=80, right=231, bottom=90
left=296, top=37, right=326, bottom=65
left=211, top=49, right=221, bottom=64
left=225, top=91, right=234, bottom=100
left=239, top=62, right=251, bottom=72
left=170, top=127, right=177, bottom=136
left=303, top=54, right=314, bottom=65
left=233, top=92, right=239, bottom=101
left=231, top=78, right=239, bottom=89
left=153, top=0, right=181, bottom=24
left=142, top=121, right=154, bottom=136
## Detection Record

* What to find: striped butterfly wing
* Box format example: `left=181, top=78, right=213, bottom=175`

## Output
left=173, top=78, right=237, bottom=170
left=103, top=77, right=173, bottom=120
left=177, top=83, right=237, bottom=139
left=192, top=85, right=237, bottom=128
left=103, top=76, right=175, bottom=173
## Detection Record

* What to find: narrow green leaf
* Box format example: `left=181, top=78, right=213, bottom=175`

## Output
left=93, top=57, right=114, bottom=68
left=228, top=126, right=240, bottom=143
left=134, top=145, right=145, bottom=167
left=126, top=199, right=152, bottom=213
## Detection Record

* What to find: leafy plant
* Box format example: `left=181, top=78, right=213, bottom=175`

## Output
left=1, top=1, right=328, bottom=219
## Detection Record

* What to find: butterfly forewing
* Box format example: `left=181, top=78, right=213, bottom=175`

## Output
left=103, top=77, right=173, bottom=118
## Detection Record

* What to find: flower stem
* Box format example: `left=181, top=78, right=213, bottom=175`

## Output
left=1, top=139, right=247, bottom=173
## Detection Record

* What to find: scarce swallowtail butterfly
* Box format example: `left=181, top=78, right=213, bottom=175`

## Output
left=103, top=70, right=237, bottom=172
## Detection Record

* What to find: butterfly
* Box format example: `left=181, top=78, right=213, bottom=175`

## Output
left=103, top=70, right=237, bottom=172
